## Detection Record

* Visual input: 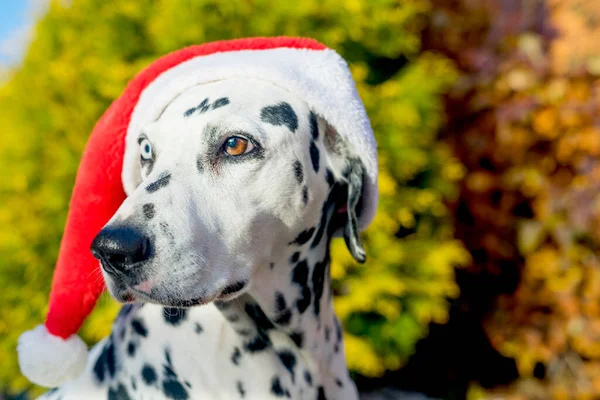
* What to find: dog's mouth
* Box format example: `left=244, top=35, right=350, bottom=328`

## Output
left=219, top=281, right=247, bottom=298
left=114, top=280, right=249, bottom=307
left=124, top=287, right=211, bottom=307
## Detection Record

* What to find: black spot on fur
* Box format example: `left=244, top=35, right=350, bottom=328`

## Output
left=197, top=98, right=210, bottom=113
left=127, top=342, right=136, bottom=357
left=302, top=186, right=309, bottom=205
left=162, top=350, right=189, bottom=399
left=237, top=380, right=246, bottom=397
left=231, top=347, right=242, bottom=365
left=245, top=302, right=275, bottom=331
left=270, top=376, right=290, bottom=398
left=163, top=380, right=189, bottom=399
left=312, top=260, right=327, bottom=317
left=317, top=386, right=327, bottom=400
left=163, top=307, right=188, bottom=326
left=293, top=160, right=304, bottom=184
left=290, top=331, right=304, bottom=348
left=93, top=337, right=116, bottom=382
left=93, top=342, right=108, bottom=382
left=309, top=111, right=319, bottom=140
left=185, top=381, right=192, bottom=389
left=108, top=383, right=131, bottom=400
left=309, top=142, right=320, bottom=173
left=145, top=171, right=171, bottom=193
left=325, top=169, right=335, bottom=188
left=290, top=252, right=300, bottom=263
left=292, top=260, right=312, bottom=314
left=194, top=323, right=203, bottom=334
left=274, top=292, right=292, bottom=325
left=184, top=98, right=210, bottom=117
left=336, top=378, right=343, bottom=387
left=325, top=326, right=331, bottom=342
left=196, top=154, right=204, bottom=173
left=270, top=262, right=275, bottom=269
left=311, top=184, right=342, bottom=249
left=213, top=97, right=230, bottom=109
left=242, top=301, right=274, bottom=352
left=334, top=317, right=343, bottom=353
left=304, top=370, right=313, bottom=386
left=131, top=319, right=148, bottom=337
left=131, top=376, right=137, bottom=391
left=141, top=364, right=157, bottom=385
left=106, top=339, right=116, bottom=378
left=244, top=335, right=270, bottom=353
left=277, top=350, right=297, bottom=382
left=260, top=102, right=299, bottom=132
left=164, top=349, right=174, bottom=368
left=142, top=203, right=155, bottom=220
left=290, top=228, right=315, bottom=246
left=275, top=292, right=287, bottom=312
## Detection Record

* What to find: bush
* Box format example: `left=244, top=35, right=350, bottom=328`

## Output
left=0, top=0, right=467, bottom=394
left=425, top=1, right=600, bottom=398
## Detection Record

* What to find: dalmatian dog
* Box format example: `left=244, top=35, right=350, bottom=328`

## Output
left=40, top=78, right=367, bottom=400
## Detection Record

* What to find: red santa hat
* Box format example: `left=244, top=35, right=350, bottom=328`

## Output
left=17, top=37, right=378, bottom=387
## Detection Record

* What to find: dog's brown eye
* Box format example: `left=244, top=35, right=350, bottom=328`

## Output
left=223, top=136, right=254, bottom=156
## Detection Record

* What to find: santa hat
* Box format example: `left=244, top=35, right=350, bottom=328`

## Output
left=17, top=37, right=378, bottom=387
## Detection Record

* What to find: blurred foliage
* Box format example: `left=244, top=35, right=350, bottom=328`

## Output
left=333, top=54, right=469, bottom=376
left=0, top=0, right=468, bottom=394
left=425, top=0, right=600, bottom=398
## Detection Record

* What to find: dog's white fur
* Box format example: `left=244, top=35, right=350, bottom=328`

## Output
left=40, top=80, right=363, bottom=400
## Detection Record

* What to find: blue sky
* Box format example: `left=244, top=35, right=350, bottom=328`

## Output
left=0, top=1, right=36, bottom=65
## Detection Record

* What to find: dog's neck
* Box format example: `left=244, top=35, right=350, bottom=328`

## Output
left=214, top=190, right=353, bottom=392
left=254, top=237, right=342, bottom=365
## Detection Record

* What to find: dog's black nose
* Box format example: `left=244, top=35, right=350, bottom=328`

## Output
left=91, top=226, right=152, bottom=274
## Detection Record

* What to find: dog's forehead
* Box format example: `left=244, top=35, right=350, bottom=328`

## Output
left=157, top=79, right=310, bottom=122
left=139, top=80, right=313, bottom=151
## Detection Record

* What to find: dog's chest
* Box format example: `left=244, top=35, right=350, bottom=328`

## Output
left=44, top=304, right=326, bottom=400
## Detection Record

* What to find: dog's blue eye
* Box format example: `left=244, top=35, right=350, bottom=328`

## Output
left=223, top=136, right=254, bottom=156
left=139, top=139, right=153, bottom=161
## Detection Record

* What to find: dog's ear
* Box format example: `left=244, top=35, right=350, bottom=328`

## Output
left=324, top=122, right=367, bottom=263
left=340, top=159, right=366, bottom=263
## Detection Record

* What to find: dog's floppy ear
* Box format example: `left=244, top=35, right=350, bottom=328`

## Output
left=341, top=159, right=367, bottom=263
left=324, top=122, right=367, bottom=263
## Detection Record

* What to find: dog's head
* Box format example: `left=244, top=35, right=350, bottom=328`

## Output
left=91, top=79, right=366, bottom=307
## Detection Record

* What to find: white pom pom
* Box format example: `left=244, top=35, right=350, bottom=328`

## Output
left=17, top=325, right=88, bottom=388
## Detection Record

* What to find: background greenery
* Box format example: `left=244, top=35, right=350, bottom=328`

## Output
left=426, top=1, right=600, bottom=399
left=1, top=1, right=599, bottom=399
